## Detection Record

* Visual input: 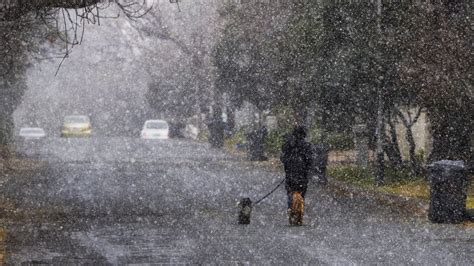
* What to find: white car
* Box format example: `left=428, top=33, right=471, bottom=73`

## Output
left=19, top=128, right=46, bottom=140
left=141, top=120, right=169, bottom=139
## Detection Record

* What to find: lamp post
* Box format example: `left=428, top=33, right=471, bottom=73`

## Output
left=374, top=0, right=385, bottom=186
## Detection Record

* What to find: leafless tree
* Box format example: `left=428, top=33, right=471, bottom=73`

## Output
left=394, top=107, right=423, bottom=175
left=135, top=1, right=220, bottom=127
left=0, top=0, right=152, bottom=155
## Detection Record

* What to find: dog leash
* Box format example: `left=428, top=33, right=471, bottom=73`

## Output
left=251, top=172, right=327, bottom=205
left=254, top=178, right=285, bottom=205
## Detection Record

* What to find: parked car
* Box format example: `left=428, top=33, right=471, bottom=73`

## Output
left=19, top=127, right=46, bottom=140
left=16, top=127, right=46, bottom=157
left=61, top=115, right=92, bottom=137
left=141, top=120, right=169, bottom=139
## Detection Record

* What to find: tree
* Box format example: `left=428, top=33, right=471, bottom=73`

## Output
left=214, top=1, right=472, bottom=166
left=214, top=2, right=291, bottom=119
left=146, top=62, right=197, bottom=123
left=0, top=14, right=45, bottom=154
left=136, top=1, right=219, bottom=128
left=399, top=2, right=472, bottom=162
left=0, top=0, right=150, bottom=156
left=394, top=107, right=423, bottom=175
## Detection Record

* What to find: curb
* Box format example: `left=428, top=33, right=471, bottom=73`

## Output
left=465, top=209, right=474, bottom=222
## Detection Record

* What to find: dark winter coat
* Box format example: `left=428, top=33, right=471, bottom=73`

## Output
left=280, top=133, right=313, bottom=192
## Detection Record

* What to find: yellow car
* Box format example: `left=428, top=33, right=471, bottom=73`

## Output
left=61, top=115, right=92, bottom=137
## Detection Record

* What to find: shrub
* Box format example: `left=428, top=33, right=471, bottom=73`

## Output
left=415, top=149, right=426, bottom=165
left=327, top=133, right=354, bottom=151
left=308, top=127, right=322, bottom=143
left=264, top=129, right=287, bottom=155
left=225, top=129, right=247, bottom=151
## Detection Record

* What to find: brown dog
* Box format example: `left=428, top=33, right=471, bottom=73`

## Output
left=289, top=192, right=305, bottom=226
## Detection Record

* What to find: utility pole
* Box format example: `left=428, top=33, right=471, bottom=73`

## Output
left=375, top=0, right=385, bottom=186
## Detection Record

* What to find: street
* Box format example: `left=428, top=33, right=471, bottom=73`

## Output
left=1, top=1, right=472, bottom=264
left=1, top=137, right=473, bottom=264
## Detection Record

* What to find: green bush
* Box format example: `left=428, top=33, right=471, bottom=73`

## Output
left=225, top=129, right=247, bottom=150
left=415, top=149, right=426, bottom=165
left=307, top=126, right=354, bottom=150
left=327, top=133, right=354, bottom=151
left=263, top=128, right=354, bottom=154
left=264, top=129, right=287, bottom=155
left=308, top=127, right=323, bottom=143
left=384, top=166, right=421, bottom=183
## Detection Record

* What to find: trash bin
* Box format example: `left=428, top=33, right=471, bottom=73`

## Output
left=208, top=119, right=225, bottom=148
left=428, top=160, right=467, bottom=223
left=310, top=143, right=329, bottom=185
left=246, top=127, right=267, bottom=161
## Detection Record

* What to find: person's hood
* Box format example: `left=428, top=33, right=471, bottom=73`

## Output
left=292, top=126, right=307, bottom=140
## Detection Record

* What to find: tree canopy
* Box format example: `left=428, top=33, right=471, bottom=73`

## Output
left=214, top=1, right=472, bottom=163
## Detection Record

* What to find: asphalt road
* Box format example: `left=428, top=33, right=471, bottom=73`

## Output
left=1, top=137, right=473, bottom=264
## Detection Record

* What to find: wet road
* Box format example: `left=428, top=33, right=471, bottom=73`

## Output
left=1, top=137, right=473, bottom=264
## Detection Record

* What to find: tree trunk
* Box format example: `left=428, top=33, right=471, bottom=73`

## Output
left=0, top=116, right=14, bottom=159
left=384, top=111, right=402, bottom=169
left=353, top=124, right=369, bottom=168
left=227, top=106, right=236, bottom=136
left=294, top=105, right=308, bottom=128
left=405, top=126, right=420, bottom=175
left=375, top=92, right=385, bottom=186
left=374, top=0, right=384, bottom=186
left=320, top=107, right=329, bottom=143
left=394, top=106, right=424, bottom=175
left=383, top=137, right=402, bottom=170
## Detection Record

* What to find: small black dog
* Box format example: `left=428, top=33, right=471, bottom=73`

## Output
left=238, top=197, right=252, bottom=224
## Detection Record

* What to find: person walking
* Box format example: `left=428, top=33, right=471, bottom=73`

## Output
left=280, top=126, right=313, bottom=224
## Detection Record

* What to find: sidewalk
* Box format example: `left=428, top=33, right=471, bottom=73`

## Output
left=225, top=145, right=473, bottom=226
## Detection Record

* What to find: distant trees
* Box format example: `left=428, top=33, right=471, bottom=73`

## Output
left=146, top=62, right=197, bottom=123
left=0, top=14, right=45, bottom=152
left=214, top=1, right=472, bottom=170
left=138, top=1, right=219, bottom=128
left=0, top=1, right=149, bottom=155
left=214, top=2, right=287, bottom=116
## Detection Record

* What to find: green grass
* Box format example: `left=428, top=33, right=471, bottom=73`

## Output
left=467, top=196, right=474, bottom=209
left=329, top=165, right=473, bottom=206
left=381, top=180, right=429, bottom=200
left=328, top=165, right=374, bottom=187
left=224, top=129, right=246, bottom=150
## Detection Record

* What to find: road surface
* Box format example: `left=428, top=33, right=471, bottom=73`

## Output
left=1, top=137, right=472, bottom=264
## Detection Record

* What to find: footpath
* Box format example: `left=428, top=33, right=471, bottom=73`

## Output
left=226, top=146, right=474, bottom=227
